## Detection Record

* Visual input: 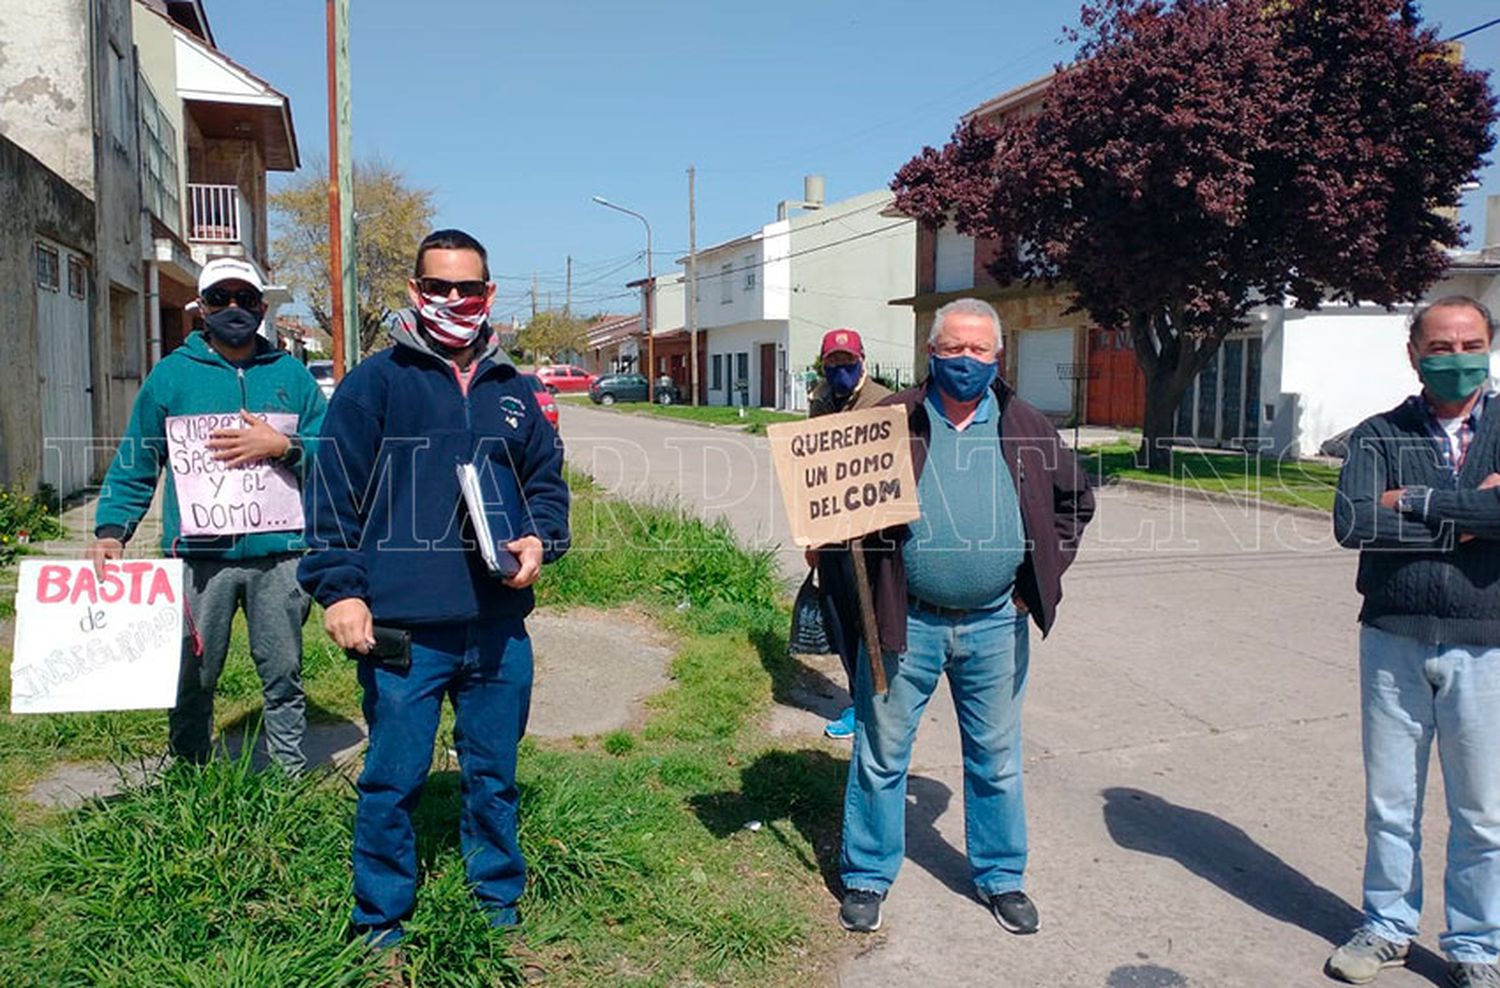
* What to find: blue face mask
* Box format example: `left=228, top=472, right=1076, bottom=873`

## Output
left=928, top=353, right=997, bottom=403
left=825, top=362, right=863, bottom=398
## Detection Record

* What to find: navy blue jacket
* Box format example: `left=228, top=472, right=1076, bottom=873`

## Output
left=298, top=315, right=570, bottom=626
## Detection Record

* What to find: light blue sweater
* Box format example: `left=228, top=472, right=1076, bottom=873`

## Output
left=902, top=393, right=1026, bottom=611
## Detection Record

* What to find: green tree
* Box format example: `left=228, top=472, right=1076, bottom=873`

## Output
left=518, top=309, right=588, bottom=362
left=270, top=158, right=435, bottom=356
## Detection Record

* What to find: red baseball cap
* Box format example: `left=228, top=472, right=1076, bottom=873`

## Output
left=820, top=328, right=864, bottom=359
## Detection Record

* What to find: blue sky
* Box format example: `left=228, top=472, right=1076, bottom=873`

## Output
left=204, top=0, right=1500, bottom=326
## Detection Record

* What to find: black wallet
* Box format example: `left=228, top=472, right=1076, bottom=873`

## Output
left=348, top=625, right=412, bottom=670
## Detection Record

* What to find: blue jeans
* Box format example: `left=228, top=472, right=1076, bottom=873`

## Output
left=352, top=617, right=533, bottom=940
left=1359, top=626, right=1500, bottom=963
left=840, top=599, right=1030, bottom=897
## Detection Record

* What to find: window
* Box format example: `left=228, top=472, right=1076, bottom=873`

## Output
left=720, top=262, right=733, bottom=304
left=711, top=354, right=723, bottom=390
left=67, top=257, right=85, bottom=298
left=734, top=352, right=749, bottom=390
left=934, top=224, right=976, bottom=293
left=743, top=253, right=756, bottom=291
left=107, top=43, right=130, bottom=148
left=35, top=243, right=60, bottom=291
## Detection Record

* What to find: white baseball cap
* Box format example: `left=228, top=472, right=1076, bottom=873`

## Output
left=198, top=256, right=265, bottom=295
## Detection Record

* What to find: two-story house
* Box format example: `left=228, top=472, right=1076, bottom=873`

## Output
left=0, top=0, right=146, bottom=497
left=133, top=0, right=299, bottom=358
left=0, top=0, right=298, bottom=497
left=683, top=185, right=915, bottom=411
left=889, top=74, right=1147, bottom=430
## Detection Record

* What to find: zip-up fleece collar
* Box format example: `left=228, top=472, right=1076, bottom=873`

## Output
left=390, top=308, right=514, bottom=374
left=177, top=330, right=288, bottom=368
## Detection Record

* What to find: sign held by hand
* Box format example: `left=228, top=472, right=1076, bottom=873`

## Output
left=767, top=405, right=921, bottom=547
left=9, top=559, right=184, bottom=714
left=166, top=412, right=303, bottom=536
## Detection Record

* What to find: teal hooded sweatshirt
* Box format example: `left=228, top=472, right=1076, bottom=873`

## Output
left=95, top=332, right=328, bottom=560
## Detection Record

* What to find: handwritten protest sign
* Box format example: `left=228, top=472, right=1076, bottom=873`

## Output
left=9, top=559, right=183, bottom=714
left=767, top=405, right=921, bottom=548
left=166, top=412, right=303, bottom=536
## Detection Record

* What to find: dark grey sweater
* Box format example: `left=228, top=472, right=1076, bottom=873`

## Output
left=1334, top=394, right=1500, bottom=645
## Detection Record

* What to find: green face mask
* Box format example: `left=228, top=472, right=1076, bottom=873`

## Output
left=1418, top=352, right=1491, bottom=404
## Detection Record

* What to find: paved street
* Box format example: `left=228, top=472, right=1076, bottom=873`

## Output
left=561, top=402, right=1454, bottom=988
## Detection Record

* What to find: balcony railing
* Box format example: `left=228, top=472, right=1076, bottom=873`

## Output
left=187, top=183, right=255, bottom=251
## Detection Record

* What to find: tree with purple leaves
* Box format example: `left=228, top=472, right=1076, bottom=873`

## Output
left=893, top=0, right=1496, bottom=467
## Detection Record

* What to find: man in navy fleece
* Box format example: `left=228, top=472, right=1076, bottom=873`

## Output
left=299, top=229, right=569, bottom=950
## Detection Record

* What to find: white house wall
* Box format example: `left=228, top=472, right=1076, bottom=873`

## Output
left=703, top=320, right=788, bottom=407
left=1268, top=306, right=1414, bottom=457
left=694, top=238, right=770, bottom=329
left=785, top=191, right=915, bottom=378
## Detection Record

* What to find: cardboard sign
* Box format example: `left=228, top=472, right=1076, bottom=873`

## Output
left=166, top=412, right=304, bottom=536
left=767, top=405, right=921, bottom=548
left=9, top=559, right=184, bottom=714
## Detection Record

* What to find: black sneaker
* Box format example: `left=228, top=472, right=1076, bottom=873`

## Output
left=1450, top=961, right=1500, bottom=988
left=987, top=890, right=1039, bottom=935
left=839, top=888, right=884, bottom=933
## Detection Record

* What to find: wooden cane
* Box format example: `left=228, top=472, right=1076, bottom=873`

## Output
left=847, top=542, right=888, bottom=695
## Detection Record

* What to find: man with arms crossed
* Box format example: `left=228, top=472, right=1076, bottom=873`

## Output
left=1330, top=296, right=1500, bottom=988
left=838, top=297, right=1094, bottom=935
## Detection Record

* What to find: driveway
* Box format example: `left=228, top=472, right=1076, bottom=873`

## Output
left=560, top=402, right=1450, bottom=988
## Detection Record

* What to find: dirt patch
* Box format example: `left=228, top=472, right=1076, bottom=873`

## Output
left=527, top=607, right=675, bottom=738
left=21, top=606, right=678, bottom=808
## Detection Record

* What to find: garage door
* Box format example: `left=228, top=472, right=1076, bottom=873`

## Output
left=36, top=239, right=94, bottom=497
left=1015, top=327, right=1074, bottom=415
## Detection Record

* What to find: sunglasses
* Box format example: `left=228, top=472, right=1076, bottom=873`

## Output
left=202, top=285, right=264, bottom=309
left=416, top=277, right=489, bottom=299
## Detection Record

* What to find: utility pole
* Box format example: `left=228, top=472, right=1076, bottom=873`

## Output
left=530, top=272, right=538, bottom=319
left=565, top=255, right=572, bottom=317
left=687, top=165, right=699, bottom=407
left=325, top=0, right=356, bottom=375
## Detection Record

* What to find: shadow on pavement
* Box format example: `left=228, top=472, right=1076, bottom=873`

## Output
left=220, top=698, right=366, bottom=773
left=749, top=624, right=849, bottom=720
left=906, top=774, right=978, bottom=900
left=1101, top=787, right=1447, bottom=987
left=688, top=747, right=848, bottom=896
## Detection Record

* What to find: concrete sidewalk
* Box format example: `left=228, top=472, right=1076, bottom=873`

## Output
left=560, top=402, right=1451, bottom=988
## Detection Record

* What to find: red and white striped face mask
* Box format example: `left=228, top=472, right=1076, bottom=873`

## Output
left=417, top=292, right=489, bottom=348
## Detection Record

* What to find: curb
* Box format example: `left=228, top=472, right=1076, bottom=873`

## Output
left=1104, top=477, right=1332, bottom=522
left=562, top=401, right=782, bottom=436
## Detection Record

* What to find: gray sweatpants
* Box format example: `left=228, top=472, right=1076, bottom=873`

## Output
left=173, top=554, right=309, bottom=773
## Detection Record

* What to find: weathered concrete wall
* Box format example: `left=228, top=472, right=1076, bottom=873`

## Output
left=91, top=0, right=145, bottom=448
left=0, top=0, right=94, bottom=196
left=0, top=136, right=96, bottom=491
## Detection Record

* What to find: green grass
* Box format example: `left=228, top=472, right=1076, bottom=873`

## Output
left=0, top=472, right=841, bottom=987
left=1080, top=441, right=1341, bottom=512
left=636, top=404, right=804, bottom=436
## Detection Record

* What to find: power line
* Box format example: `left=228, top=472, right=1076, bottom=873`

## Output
left=1447, top=17, right=1500, bottom=42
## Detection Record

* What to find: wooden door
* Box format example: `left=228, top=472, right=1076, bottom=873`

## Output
left=759, top=343, right=776, bottom=407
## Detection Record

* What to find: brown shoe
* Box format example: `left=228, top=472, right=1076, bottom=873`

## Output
left=366, top=944, right=409, bottom=988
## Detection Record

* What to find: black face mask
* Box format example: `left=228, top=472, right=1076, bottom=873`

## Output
left=204, top=306, right=261, bottom=348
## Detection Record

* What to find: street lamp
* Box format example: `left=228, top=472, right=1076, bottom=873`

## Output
left=591, top=195, right=655, bottom=402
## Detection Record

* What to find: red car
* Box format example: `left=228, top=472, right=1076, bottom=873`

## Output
left=534, top=364, right=595, bottom=394
left=522, top=373, right=560, bottom=432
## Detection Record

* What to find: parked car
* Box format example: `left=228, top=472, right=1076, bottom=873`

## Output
left=308, top=359, right=335, bottom=399
left=522, top=372, right=560, bottom=432
left=588, top=373, right=681, bottom=406
left=534, top=364, right=595, bottom=394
